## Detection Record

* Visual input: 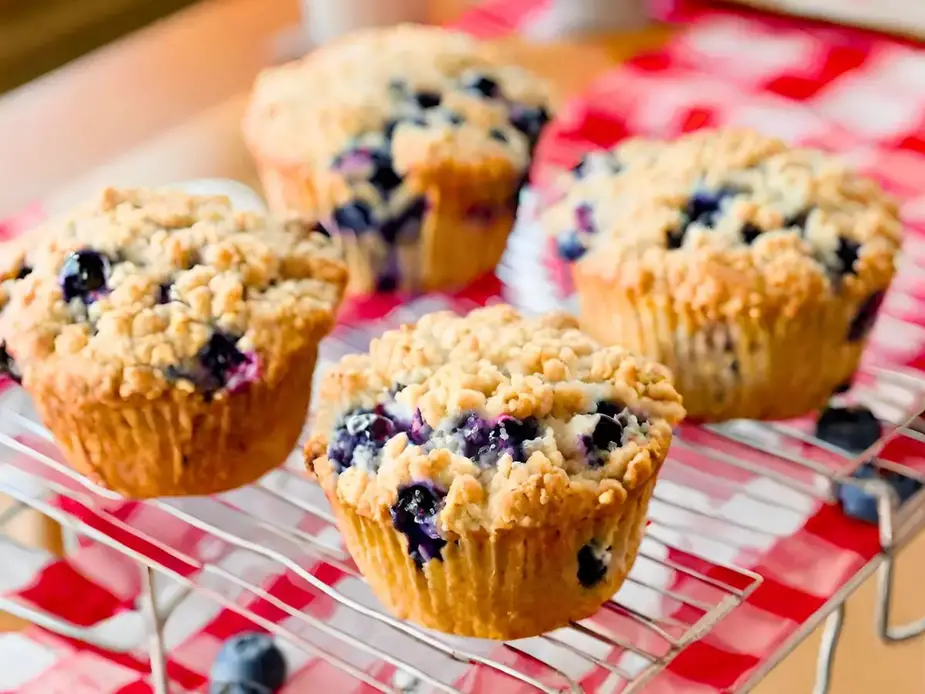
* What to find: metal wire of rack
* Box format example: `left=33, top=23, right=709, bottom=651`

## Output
left=1, top=192, right=925, bottom=693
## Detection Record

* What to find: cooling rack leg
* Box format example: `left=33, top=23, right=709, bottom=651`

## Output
left=812, top=602, right=845, bottom=694
left=875, top=554, right=925, bottom=643
left=140, top=565, right=169, bottom=694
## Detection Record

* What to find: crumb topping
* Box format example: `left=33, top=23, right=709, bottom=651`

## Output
left=305, top=305, right=684, bottom=533
left=0, top=188, right=347, bottom=400
left=244, top=24, right=550, bottom=172
left=545, top=129, right=901, bottom=313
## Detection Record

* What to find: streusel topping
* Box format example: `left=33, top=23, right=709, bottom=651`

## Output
left=244, top=24, right=550, bottom=170
left=0, top=188, right=347, bottom=400
left=546, top=129, right=901, bottom=313
left=306, top=305, right=684, bottom=533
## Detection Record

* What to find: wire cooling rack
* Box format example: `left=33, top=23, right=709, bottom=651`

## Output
left=2, top=191, right=925, bottom=693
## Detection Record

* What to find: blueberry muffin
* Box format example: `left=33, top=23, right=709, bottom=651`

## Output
left=0, top=188, right=347, bottom=498
left=304, top=305, right=684, bottom=639
left=243, top=24, right=551, bottom=296
left=543, top=129, right=901, bottom=421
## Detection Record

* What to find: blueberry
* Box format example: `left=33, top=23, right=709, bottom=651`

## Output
left=847, top=291, right=885, bottom=342
left=489, top=128, right=508, bottom=143
left=327, top=409, right=397, bottom=472
left=59, top=249, right=111, bottom=303
left=666, top=227, right=686, bottom=250
left=209, top=631, right=287, bottom=694
left=187, top=331, right=253, bottom=395
left=462, top=73, right=501, bottom=99
left=411, top=91, right=442, bottom=110
left=483, top=415, right=539, bottom=464
left=409, top=408, right=432, bottom=444
left=333, top=201, right=375, bottom=234
left=381, top=196, right=427, bottom=245
left=368, top=151, right=403, bottom=195
left=837, top=463, right=923, bottom=524
left=509, top=104, right=550, bottom=150
left=333, top=149, right=402, bottom=195
left=577, top=543, right=611, bottom=587
left=591, top=413, right=625, bottom=451
left=816, top=405, right=881, bottom=454
left=834, top=236, right=860, bottom=277
left=741, top=222, right=763, bottom=245
left=376, top=275, right=398, bottom=292
left=15, top=265, right=31, bottom=279
left=455, top=412, right=491, bottom=458
left=684, top=186, right=741, bottom=229
left=0, top=342, right=21, bottom=384
left=391, top=482, right=447, bottom=566
left=157, top=282, right=173, bottom=304
left=596, top=401, right=628, bottom=419
left=575, top=203, right=595, bottom=234
left=556, top=231, right=586, bottom=261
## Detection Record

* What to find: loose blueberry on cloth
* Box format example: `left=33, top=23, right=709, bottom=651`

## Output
left=817, top=405, right=922, bottom=523
left=210, top=632, right=287, bottom=694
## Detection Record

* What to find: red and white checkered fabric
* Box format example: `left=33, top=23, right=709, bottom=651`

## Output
left=5, top=1, right=925, bottom=692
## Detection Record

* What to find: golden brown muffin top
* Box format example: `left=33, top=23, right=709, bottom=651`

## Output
left=544, top=128, right=902, bottom=321
left=243, top=24, right=551, bottom=175
left=0, top=188, right=347, bottom=402
left=306, top=305, right=684, bottom=534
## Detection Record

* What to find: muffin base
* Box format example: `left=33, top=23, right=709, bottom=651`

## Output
left=29, top=344, right=319, bottom=498
left=573, top=268, right=873, bottom=422
left=329, top=474, right=656, bottom=640
left=255, top=161, right=517, bottom=295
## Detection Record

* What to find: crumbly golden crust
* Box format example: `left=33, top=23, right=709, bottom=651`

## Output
left=305, top=305, right=684, bottom=534
left=0, top=188, right=347, bottom=403
left=244, top=24, right=549, bottom=172
left=545, top=128, right=901, bottom=319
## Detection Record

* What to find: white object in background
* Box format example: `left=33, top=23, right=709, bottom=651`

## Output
left=522, top=0, right=649, bottom=40
left=302, top=0, right=429, bottom=46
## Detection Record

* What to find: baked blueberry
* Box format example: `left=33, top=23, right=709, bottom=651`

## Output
left=376, top=274, right=398, bottom=292
left=157, top=282, right=173, bottom=304
left=837, top=463, right=923, bottom=524
left=575, top=203, right=595, bottom=234
left=192, top=331, right=257, bottom=395
left=577, top=543, right=611, bottom=587
left=209, top=631, right=287, bottom=694
left=59, top=249, right=111, bottom=303
left=455, top=412, right=491, bottom=458
left=847, top=291, right=885, bottom=342
left=409, top=408, right=432, bottom=444
left=596, top=401, right=628, bottom=419
left=328, top=409, right=397, bottom=472
left=684, top=186, right=741, bottom=229
left=333, top=201, right=375, bottom=234
left=591, top=413, right=625, bottom=451
left=391, top=482, right=447, bottom=566
left=489, top=128, right=508, bottom=143
left=815, top=405, right=881, bottom=454
left=741, top=222, right=762, bottom=245
left=0, top=342, right=21, bottom=384
left=15, top=265, right=32, bottom=279
left=484, top=415, right=539, bottom=463
left=509, top=104, right=550, bottom=149
left=411, top=91, right=442, bottom=110
left=666, top=227, right=686, bottom=250
left=834, top=236, right=860, bottom=277
left=462, top=73, right=501, bottom=99
left=556, top=231, right=587, bottom=261
left=368, top=151, right=403, bottom=194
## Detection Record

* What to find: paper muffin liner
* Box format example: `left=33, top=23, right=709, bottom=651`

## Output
left=572, top=267, right=878, bottom=421
left=254, top=159, right=519, bottom=296
left=28, top=344, right=320, bottom=499
left=328, top=473, right=657, bottom=640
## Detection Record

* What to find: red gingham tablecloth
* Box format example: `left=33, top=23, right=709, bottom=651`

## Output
left=5, top=1, right=925, bottom=691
